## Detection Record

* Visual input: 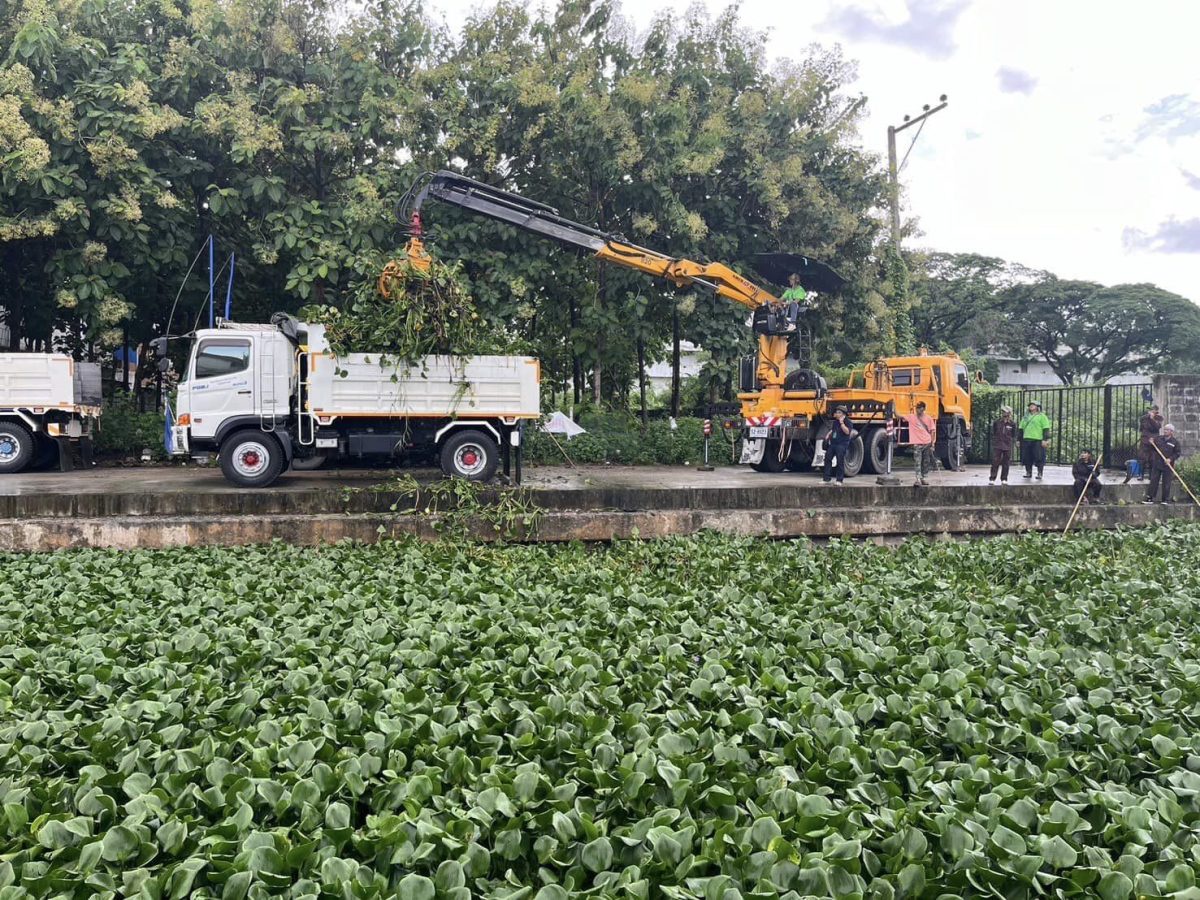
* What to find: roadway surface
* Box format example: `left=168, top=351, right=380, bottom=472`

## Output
left=0, top=462, right=1092, bottom=495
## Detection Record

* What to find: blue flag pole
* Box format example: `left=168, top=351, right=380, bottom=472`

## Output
left=164, top=397, right=174, bottom=455
left=225, top=252, right=236, bottom=320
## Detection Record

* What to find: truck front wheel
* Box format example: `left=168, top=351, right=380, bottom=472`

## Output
left=440, top=430, right=499, bottom=482
left=220, top=430, right=285, bottom=488
left=0, top=422, right=34, bottom=474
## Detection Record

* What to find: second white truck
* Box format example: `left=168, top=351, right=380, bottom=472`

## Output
left=161, top=315, right=540, bottom=488
left=0, top=353, right=102, bottom=474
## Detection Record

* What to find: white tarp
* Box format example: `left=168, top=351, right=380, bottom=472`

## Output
left=541, top=411, right=586, bottom=439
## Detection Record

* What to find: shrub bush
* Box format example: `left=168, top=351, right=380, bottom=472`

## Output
left=94, top=395, right=167, bottom=459
left=525, top=415, right=730, bottom=466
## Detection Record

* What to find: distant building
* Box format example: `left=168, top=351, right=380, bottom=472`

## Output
left=646, top=341, right=704, bottom=394
left=986, top=355, right=1063, bottom=387
left=984, top=354, right=1151, bottom=387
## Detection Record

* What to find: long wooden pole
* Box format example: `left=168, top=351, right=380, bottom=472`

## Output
left=1063, top=453, right=1103, bottom=536
left=1150, top=439, right=1200, bottom=507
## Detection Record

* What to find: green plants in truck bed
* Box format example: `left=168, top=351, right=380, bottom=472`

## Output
left=2, top=526, right=1200, bottom=898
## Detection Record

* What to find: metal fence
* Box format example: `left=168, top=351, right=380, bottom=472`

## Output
left=970, top=382, right=1153, bottom=469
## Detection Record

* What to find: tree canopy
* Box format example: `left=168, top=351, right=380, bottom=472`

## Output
left=0, top=0, right=895, bottom=409
left=910, top=251, right=1200, bottom=384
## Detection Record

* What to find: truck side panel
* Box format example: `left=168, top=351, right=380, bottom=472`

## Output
left=307, top=354, right=540, bottom=419
left=0, top=354, right=76, bottom=407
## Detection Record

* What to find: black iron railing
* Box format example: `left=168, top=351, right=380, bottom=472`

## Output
left=970, top=382, right=1153, bottom=469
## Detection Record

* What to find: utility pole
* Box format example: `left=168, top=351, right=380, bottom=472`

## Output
left=888, top=95, right=948, bottom=250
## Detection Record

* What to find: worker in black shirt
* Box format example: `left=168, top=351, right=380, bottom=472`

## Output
left=1143, top=424, right=1183, bottom=504
left=1071, top=449, right=1102, bottom=504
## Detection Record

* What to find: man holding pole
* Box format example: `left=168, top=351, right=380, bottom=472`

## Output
left=1138, top=403, right=1163, bottom=480
left=1143, top=424, right=1182, bottom=504
left=1071, top=449, right=1102, bottom=504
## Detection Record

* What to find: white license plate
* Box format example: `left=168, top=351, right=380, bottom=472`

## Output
left=315, top=437, right=338, bottom=448
left=749, top=426, right=769, bottom=438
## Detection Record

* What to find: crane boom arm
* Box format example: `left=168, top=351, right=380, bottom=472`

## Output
left=402, top=170, right=780, bottom=309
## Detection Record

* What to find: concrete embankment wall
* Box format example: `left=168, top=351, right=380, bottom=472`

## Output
left=0, top=480, right=1194, bottom=551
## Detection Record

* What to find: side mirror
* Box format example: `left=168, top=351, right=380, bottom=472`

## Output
left=149, top=336, right=169, bottom=356
left=157, top=358, right=172, bottom=374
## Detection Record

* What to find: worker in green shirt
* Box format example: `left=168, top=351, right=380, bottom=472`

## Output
left=781, top=273, right=808, bottom=304
left=1018, top=401, right=1051, bottom=479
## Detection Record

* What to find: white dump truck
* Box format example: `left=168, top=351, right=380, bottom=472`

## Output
left=0, top=353, right=102, bottom=473
left=160, top=315, right=541, bottom=488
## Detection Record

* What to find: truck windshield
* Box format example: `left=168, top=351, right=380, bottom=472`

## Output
left=954, top=364, right=970, bottom=393
left=181, top=339, right=251, bottom=382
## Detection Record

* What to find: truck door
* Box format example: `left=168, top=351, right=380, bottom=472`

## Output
left=185, top=337, right=254, bottom=439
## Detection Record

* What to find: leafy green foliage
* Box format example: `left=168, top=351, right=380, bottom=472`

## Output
left=524, top=415, right=723, bottom=466
left=92, top=395, right=166, bottom=458
left=4, top=526, right=1200, bottom=897
left=301, top=260, right=524, bottom=365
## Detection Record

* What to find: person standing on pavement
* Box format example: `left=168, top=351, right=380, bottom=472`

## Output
left=1019, top=401, right=1052, bottom=480
left=905, top=401, right=936, bottom=487
left=1072, top=449, right=1103, bottom=504
left=822, top=406, right=857, bottom=486
left=1137, top=403, right=1163, bottom=481
left=1144, top=424, right=1182, bottom=504
left=989, top=406, right=1017, bottom=485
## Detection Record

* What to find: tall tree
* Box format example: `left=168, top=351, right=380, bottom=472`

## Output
left=998, top=279, right=1200, bottom=384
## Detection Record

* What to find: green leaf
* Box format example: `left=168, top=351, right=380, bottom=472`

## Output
left=990, top=825, right=1025, bottom=856
left=581, top=837, right=613, bottom=872
left=1098, top=871, right=1133, bottom=900
left=750, top=816, right=781, bottom=850
left=398, top=873, right=435, bottom=900
left=1042, top=836, right=1077, bottom=869
left=325, top=801, right=351, bottom=830
left=101, top=825, right=140, bottom=862
left=222, top=871, right=252, bottom=900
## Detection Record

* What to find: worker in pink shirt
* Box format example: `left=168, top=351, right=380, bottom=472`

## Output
left=905, top=401, right=936, bottom=487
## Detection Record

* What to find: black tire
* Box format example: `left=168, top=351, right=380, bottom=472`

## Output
left=0, top=422, right=35, bottom=474
left=842, top=434, right=865, bottom=478
left=784, top=441, right=815, bottom=472
left=219, top=430, right=285, bottom=488
left=290, top=455, right=327, bottom=471
left=862, top=427, right=890, bottom=475
left=751, top=439, right=788, bottom=473
left=440, top=429, right=500, bottom=482
left=940, top=421, right=966, bottom=471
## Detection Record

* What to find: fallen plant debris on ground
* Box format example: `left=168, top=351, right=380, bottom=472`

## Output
left=3, top=525, right=1200, bottom=898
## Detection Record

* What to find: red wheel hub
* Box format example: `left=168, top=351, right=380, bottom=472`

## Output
left=243, top=450, right=261, bottom=467
left=462, top=450, right=478, bottom=466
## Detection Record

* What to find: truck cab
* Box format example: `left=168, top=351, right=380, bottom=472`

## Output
left=169, top=324, right=296, bottom=465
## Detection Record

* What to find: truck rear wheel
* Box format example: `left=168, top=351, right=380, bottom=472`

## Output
left=440, top=430, right=499, bottom=482
left=751, top=440, right=787, bottom=473
left=784, top=441, right=815, bottom=472
left=0, top=422, right=35, bottom=474
left=862, top=427, right=890, bottom=475
left=220, top=430, right=285, bottom=488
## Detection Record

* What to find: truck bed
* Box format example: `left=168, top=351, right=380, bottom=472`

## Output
left=306, top=353, right=540, bottom=419
left=0, top=354, right=102, bottom=410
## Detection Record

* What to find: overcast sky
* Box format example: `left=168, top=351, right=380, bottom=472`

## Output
left=424, top=0, right=1200, bottom=301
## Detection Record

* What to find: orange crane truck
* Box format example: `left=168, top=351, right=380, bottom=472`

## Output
left=399, top=171, right=972, bottom=478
